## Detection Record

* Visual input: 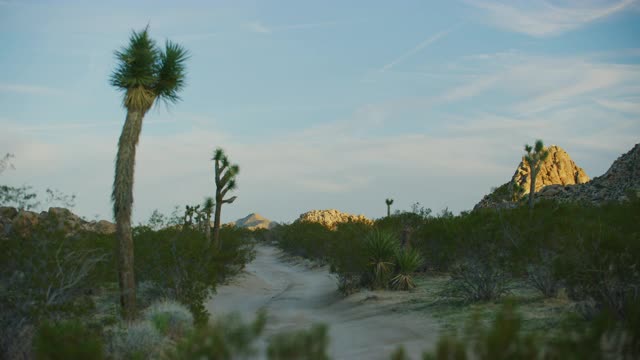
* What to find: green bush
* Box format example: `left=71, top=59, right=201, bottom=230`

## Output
left=267, top=324, right=330, bottom=360
left=417, top=302, right=640, bottom=360
left=277, top=221, right=333, bottom=260
left=0, top=229, right=112, bottom=359
left=143, top=300, right=193, bottom=340
left=107, top=321, right=166, bottom=360
left=441, top=256, right=512, bottom=303
left=34, top=320, right=104, bottom=360
left=134, top=225, right=255, bottom=324
left=168, top=311, right=266, bottom=360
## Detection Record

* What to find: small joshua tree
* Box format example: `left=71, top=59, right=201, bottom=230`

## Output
left=202, top=197, right=214, bottom=243
left=212, top=148, right=239, bottom=247
left=523, top=140, right=549, bottom=209
left=385, top=198, right=394, bottom=217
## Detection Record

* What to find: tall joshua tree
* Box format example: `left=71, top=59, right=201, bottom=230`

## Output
left=110, top=27, right=188, bottom=320
left=385, top=198, right=394, bottom=217
left=212, top=148, right=239, bottom=247
left=523, top=140, right=549, bottom=210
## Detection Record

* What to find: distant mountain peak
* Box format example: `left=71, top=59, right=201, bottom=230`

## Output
left=231, top=213, right=274, bottom=230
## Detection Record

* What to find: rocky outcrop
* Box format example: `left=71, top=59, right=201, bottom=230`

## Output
left=475, top=145, right=589, bottom=209
left=231, top=213, right=275, bottom=230
left=512, top=145, right=590, bottom=195
left=475, top=143, right=640, bottom=209
left=297, top=209, right=372, bottom=229
left=536, top=143, right=640, bottom=203
left=0, top=206, right=116, bottom=238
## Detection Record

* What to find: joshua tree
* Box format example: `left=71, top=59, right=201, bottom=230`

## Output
left=212, top=148, right=239, bottom=247
left=203, top=197, right=214, bottom=243
left=385, top=198, right=394, bottom=217
left=110, top=27, right=188, bottom=320
left=523, top=140, right=549, bottom=210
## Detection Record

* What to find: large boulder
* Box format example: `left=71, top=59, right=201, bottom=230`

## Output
left=512, top=145, right=590, bottom=195
left=296, top=209, right=372, bottom=229
left=11, top=211, right=40, bottom=237
left=0, top=206, right=116, bottom=238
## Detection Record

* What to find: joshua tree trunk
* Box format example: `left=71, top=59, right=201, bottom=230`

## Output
left=113, top=109, right=144, bottom=320
left=387, top=204, right=391, bottom=217
left=213, top=200, right=222, bottom=248
left=205, top=211, right=212, bottom=243
left=528, top=165, right=537, bottom=210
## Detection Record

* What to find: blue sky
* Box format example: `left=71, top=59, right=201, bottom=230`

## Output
left=1, top=0, right=639, bottom=223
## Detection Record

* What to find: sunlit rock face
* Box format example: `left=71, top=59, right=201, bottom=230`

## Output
left=512, top=145, right=590, bottom=195
left=0, top=206, right=116, bottom=238
left=229, top=213, right=275, bottom=230
left=537, top=143, right=640, bottom=203
left=475, top=145, right=590, bottom=210
left=474, top=143, right=640, bottom=209
left=296, top=209, right=372, bottom=229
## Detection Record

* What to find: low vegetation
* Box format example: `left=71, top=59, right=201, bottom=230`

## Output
left=0, top=205, right=256, bottom=359
left=268, top=196, right=639, bottom=357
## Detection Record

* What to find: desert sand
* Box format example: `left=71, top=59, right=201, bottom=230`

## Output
left=206, top=245, right=439, bottom=360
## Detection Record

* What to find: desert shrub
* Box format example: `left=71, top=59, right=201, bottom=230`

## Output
left=168, top=311, right=266, bottom=360
left=276, top=221, right=333, bottom=259
left=554, top=199, right=640, bottom=320
left=364, top=229, right=399, bottom=289
left=389, top=346, right=410, bottom=360
left=142, top=300, right=193, bottom=340
left=441, top=255, right=512, bottom=303
left=526, top=250, right=561, bottom=298
left=391, top=247, right=424, bottom=290
left=0, top=229, right=112, bottom=359
left=107, top=321, right=166, bottom=360
left=134, top=225, right=254, bottom=325
left=417, top=302, right=640, bottom=360
left=336, top=273, right=362, bottom=295
left=33, top=319, right=104, bottom=360
left=267, top=323, right=330, bottom=360
left=328, top=221, right=371, bottom=293
left=421, top=303, right=540, bottom=360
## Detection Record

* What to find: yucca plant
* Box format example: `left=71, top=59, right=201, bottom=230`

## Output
left=364, top=230, right=399, bottom=289
left=110, top=27, right=188, bottom=319
left=391, top=247, right=424, bottom=290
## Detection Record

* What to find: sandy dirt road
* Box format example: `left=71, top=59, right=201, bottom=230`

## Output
left=206, top=245, right=439, bottom=360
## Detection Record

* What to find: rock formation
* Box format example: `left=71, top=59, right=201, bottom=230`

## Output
left=475, top=143, right=640, bottom=209
left=0, top=206, right=116, bottom=238
left=475, top=145, right=589, bottom=209
left=230, top=213, right=275, bottom=230
left=296, top=209, right=372, bottom=229
left=536, top=143, right=640, bottom=203
left=513, top=145, right=590, bottom=195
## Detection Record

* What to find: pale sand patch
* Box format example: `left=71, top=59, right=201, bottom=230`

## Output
left=206, top=245, right=439, bottom=360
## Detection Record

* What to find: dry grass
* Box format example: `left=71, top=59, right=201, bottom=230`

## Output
left=387, top=274, right=583, bottom=335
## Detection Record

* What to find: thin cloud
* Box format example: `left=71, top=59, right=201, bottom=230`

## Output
left=379, top=26, right=456, bottom=72
left=245, top=21, right=337, bottom=34
left=466, top=0, right=637, bottom=37
left=0, top=83, right=65, bottom=96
